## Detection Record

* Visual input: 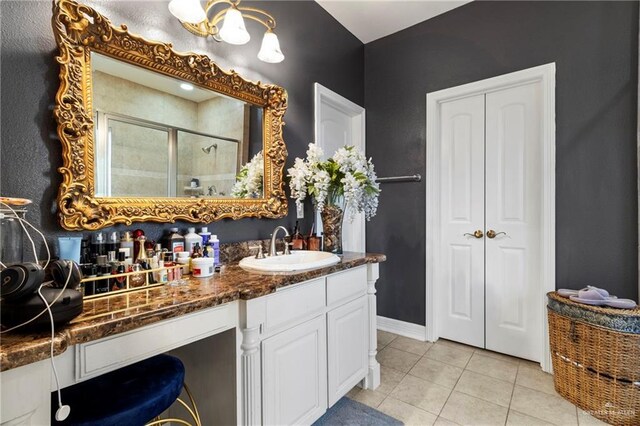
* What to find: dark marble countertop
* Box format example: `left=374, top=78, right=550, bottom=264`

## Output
left=0, top=252, right=385, bottom=372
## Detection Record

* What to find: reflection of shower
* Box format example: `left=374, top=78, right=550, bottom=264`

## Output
left=202, top=143, right=218, bottom=154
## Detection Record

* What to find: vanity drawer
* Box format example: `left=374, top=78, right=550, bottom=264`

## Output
left=76, top=303, right=234, bottom=380
left=326, top=267, right=367, bottom=308
left=265, top=278, right=325, bottom=333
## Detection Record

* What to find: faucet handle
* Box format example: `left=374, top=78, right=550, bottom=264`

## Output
left=284, top=242, right=293, bottom=255
left=249, top=245, right=265, bottom=259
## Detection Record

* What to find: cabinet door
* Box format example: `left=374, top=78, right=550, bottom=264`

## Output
left=262, top=315, right=327, bottom=425
left=327, top=296, right=368, bottom=406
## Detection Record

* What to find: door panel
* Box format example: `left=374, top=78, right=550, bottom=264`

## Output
left=485, top=82, right=542, bottom=361
left=327, top=297, right=368, bottom=406
left=438, top=94, right=485, bottom=348
left=262, top=315, right=328, bottom=425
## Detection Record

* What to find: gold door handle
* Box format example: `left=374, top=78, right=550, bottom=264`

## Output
left=463, top=230, right=484, bottom=239
left=486, top=230, right=507, bottom=239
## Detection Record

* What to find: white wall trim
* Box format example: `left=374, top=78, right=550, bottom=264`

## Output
left=377, top=316, right=427, bottom=342
left=425, top=63, right=556, bottom=372
left=313, top=83, right=366, bottom=252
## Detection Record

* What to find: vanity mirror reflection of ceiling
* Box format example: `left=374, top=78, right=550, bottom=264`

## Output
left=92, top=54, right=222, bottom=103
left=315, top=0, right=472, bottom=44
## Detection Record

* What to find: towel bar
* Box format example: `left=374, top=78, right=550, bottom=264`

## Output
left=376, top=174, right=421, bottom=183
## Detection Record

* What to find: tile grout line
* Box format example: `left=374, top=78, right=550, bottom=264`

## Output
left=503, top=362, right=520, bottom=426
left=433, top=347, right=474, bottom=422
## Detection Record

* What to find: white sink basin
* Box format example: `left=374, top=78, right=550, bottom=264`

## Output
left=239, top=250, right=341, bottom=272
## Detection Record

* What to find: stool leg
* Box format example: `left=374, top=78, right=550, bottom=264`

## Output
left=181, top=383, right=201, bottom=426
left=145, top=382, right=201, bottom=426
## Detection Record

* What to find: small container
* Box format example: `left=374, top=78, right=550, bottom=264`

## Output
left=308, top=236, right=321, bottom=251
left=176, top=257, right=191, bottom=275
left=58, top=236, right=82, bottom=263
left=0, top=207, right=27, bottom=265
left=192, top=257, right=214, bottom=278
left=177, top=251, right=190, bottom=259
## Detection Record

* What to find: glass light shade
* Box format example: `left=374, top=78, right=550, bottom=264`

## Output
left=258, top=31, right=284, bottom=63
left=219, top=8, right=250, bottom=45
left=168, top=0, right=207, bottom=24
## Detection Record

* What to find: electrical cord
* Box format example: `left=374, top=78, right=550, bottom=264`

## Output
left=38, top=284, right=70, bottom=421
left=0, top=200, right=71, bottom=420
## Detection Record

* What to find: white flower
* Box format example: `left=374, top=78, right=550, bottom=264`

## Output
left=306, top=143, right=324, bottom=164
left=231, top=152, right=264, bottom=198
left=287, top=143, right=380, bottom=222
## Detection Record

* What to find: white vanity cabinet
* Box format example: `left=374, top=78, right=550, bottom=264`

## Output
left=239, top=263, right=381, bottom=426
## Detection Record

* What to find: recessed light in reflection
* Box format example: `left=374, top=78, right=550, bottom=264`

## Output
left=180, top=83, right=194, bottom=91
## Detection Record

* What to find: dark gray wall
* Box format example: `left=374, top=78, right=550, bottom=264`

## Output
left=0, top=0, right=363, bottom=257
left=365, top=1, right=639, bottom=325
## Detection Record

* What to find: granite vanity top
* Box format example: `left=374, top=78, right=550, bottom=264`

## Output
left=0, top=252, right=385, bottom=372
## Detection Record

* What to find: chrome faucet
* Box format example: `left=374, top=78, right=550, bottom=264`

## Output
left=269, top=226, right=290, bottom=256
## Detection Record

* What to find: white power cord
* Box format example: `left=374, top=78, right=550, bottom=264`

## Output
left=38, top=284, right=70, bottom=421
left=0, top=201, right=71, bottom=421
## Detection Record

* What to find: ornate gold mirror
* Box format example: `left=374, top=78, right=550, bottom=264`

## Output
left=52, top=0, right=288, bottom=230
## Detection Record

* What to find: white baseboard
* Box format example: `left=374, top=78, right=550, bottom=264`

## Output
left=377, top=316, right=427, bottom=341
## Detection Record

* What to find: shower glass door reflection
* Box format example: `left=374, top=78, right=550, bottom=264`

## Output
left=94, top=112, right=241, bottom=198
left=176, top=130, right=240, bottom=198
left=95, top=114, right=170, bottom=197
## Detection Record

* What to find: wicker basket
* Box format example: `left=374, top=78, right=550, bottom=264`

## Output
left=547, top=292, right=640, bottom=425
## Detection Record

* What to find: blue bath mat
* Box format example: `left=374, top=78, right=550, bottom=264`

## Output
left=313, top=397, right=403, bottom=425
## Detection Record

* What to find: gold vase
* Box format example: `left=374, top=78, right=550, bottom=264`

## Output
left=321, top=204, right=344, bottom=254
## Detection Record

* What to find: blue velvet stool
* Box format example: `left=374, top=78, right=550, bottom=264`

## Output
left=52, top=354, right=200, bottom=426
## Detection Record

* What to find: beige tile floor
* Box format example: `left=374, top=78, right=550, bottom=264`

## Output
left=346, top=331, right=610, bottom=426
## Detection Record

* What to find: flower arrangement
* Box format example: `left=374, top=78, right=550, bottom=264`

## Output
left=287, top=143, right=380, bottom=221
left=231, top=151, right=263, bottom=198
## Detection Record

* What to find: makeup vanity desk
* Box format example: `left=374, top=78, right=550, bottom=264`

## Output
left=0, top=252, right=385, bottom=425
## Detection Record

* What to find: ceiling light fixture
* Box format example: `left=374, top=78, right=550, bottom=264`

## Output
left=168, top=0, right=284, bottom=63
left=180, top=82, right=195, bottom=91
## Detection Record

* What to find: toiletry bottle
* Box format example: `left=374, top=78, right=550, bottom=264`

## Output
left=91, top=232, right=106, bottom=257
left=191, top=243, right=203, bottom=259
left=113, top=251, right=126, bottom=290
left=132, top=229, right=145, bottom=261
left=184, top=227, right=203, bottom=254
left=211, top=234, right=220, bottom=266
left=80, top=237, right=91, bottom=264
left=95, top=265, right=111, bottom=294
left=292, top=221, right=304, bottom=250
left=129, top=264, right=146, bottom=288
left=135, top=235, right=147, bottom=262
left=82, top=264, right=97, bottom=296
left=167, top=228, right=185, bottom=254
left=120, top=231, right=134, bottom=259
left=107, top=231, right=119, bottom=253
left=199, top=227, right=211, bottom=246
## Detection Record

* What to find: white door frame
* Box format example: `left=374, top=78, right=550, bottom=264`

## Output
left=425, top=63, right=556, bottom=372
left=313, top=83, right=366, bottom=252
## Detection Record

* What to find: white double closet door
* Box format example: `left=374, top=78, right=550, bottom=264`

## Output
left=438, top=82, right=542, bottom=361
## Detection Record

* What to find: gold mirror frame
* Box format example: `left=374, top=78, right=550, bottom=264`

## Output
left=52, top=0, right=288, bottom=230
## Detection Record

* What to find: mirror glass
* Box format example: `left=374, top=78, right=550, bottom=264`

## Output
left=91, top=52, right=264, bottom=199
